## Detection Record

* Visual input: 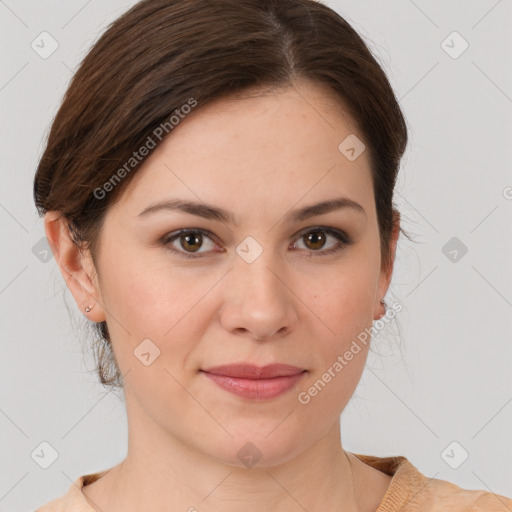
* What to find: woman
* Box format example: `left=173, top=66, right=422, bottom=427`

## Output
left=33, top=0, right=512, bottom=510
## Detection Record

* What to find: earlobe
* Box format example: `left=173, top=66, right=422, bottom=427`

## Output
left=373, top=298, right=386, bottom=321
left=44, top=212, right=106, bottom=322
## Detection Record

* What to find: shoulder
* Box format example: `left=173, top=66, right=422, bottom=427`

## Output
left=432, top=480, right=512, bottom=511
left=420, top=476, right=512, bottom=511
left=34, top=494, right=67, bottom=512
left=352, top=452, right=512, bottom=512
left=469, top=491, right=512, bottom=511
left=34, top=469, right=110, bottom=512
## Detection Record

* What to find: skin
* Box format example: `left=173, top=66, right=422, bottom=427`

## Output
left=45, top=78, right=399, bottom=512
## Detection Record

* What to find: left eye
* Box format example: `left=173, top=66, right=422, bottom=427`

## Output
left=162, top=227, right=351, bottom=258
left=291, top=228, right=349, bottom=255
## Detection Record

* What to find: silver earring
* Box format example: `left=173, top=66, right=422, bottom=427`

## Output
left=85, top=304, right=95, bottom=314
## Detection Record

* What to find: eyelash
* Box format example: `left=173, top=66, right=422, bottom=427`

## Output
left=161, top=226, right=352, bottom=259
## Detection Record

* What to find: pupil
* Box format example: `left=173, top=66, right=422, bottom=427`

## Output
left=307, top=232, right=325, bottom=250
left=183, top=233, right=201, bottom=252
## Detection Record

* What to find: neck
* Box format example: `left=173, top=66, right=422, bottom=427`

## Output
left=83, top=395, right=363, bottom=512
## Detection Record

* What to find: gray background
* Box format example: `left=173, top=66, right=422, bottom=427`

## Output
left=1, top=0, right=511, bottom=510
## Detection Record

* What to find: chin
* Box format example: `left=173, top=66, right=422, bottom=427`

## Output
left=204, top=428, right=306, bottom=470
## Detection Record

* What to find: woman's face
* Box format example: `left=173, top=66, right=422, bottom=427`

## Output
left=64, top=79, right=397, bottom=467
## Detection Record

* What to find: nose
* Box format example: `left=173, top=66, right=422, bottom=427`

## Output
left=219, top=249, right=299, bottom=341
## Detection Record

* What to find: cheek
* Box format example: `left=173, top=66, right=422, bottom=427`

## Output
left=306, top=258, right=379, bottom=340
left=299, top=280, right=374, bottom=418
left=100, top=244, right=198, bottom=334
left=97, top=249, right=195, bottom=371
left=297, top=345, right=369, bottom=429
left=314, top=283, right=374, bottom=374
left=300, top=255, right=378, bottom=397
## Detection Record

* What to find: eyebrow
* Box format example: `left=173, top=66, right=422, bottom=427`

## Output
left=137, top=196, right=366, bottom=224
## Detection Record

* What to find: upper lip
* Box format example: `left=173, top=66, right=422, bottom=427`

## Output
left=200, top=364, right=305, bottom=379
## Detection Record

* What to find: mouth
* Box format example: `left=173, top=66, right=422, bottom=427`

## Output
left=200, top=364, right=307, bottom=400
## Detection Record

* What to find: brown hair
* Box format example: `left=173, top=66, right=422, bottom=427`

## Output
left=33, top=0, right=410, bottom=389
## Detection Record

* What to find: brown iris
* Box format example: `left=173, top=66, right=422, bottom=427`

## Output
left=303, top=231, right=327, bottom=251
left=180, top=232, right=203, bottom=252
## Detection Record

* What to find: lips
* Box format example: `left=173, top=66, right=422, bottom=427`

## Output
left=200, top=363, right=305, bottom=379
left=200, top=363, right=307, bottom=400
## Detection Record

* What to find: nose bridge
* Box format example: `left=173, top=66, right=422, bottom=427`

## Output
left=218, top=230, right=301, bottom=340
left=227, top=231, right=299, bottom=320
left=234, top=235, right=284, bottom=301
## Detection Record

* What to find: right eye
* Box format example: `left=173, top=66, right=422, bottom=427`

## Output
left=162, top=229, right=220, bottom=258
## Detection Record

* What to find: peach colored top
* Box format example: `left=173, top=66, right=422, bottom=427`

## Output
left=35, top=452, right=512, bottom=511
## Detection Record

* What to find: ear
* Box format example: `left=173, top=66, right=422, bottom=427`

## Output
left=44, top=211, right=106, bottom=323
left=374, top=211, right=400, bottom=320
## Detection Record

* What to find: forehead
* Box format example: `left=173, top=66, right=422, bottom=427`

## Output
left=110, top=80, right=374, bottom=222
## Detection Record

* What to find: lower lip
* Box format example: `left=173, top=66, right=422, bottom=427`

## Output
left=201, top=371, right=306, bottom=400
